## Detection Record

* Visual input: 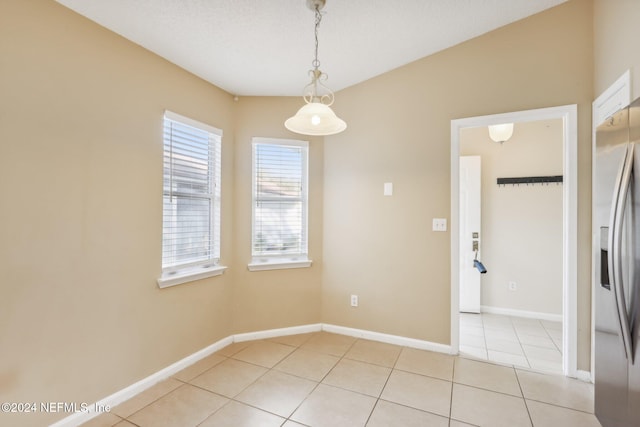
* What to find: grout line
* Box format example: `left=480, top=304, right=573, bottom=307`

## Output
left=514, top=367, right=535, bottom=426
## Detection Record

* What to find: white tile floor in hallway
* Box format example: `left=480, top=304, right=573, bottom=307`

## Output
left=80, top=331, right=601, bottom=427
left=459, top=312, right=563, bottom=374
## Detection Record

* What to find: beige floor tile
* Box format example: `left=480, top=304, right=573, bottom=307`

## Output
left=541, top=320, right=562, bottom=330
left=454, top=357, right=522, bottom=396
left=344, top=339, right=402, bottom=367
left=451, top=384, right=531, bottom=427
left=448, top=420, right=477, bottom=427
left=111, top=378, right=183, bottom=418
left=274, top=348, right=340, bottom=381
left=526, top=400, right=602, bottom=427
left=79, top=412, right=124, bottom=427
left=300, top=331, right=357, bottom=356
left=367, top=400, right=449, bottom=427
left=482, top=317, right=514, bottom=331
left=522, top=344, right=562, bottom=362
left=231, top=340, right=296, bottom=368
left=190, top=358, right=268, bottom=397
left=460, top=313, right=484, bottom=326
left=516, top=369, right=594, bottom=413
left=461, top=324, right=485, bottom=337
left=269, top=332, right=316, bottom=347
left=380, top=370, right=452, bottom=417
left=216, top=341, right=252, bottom=357
left=394, top=347, right=455, bottom=381
left=235, top=370, right=317, bottom=417
left=487, top=350, right=530, bottom=368
left=517, top=333, right=557, bottom=349
left=485, top=336, right=524, bottom=355
left=485, top=328, right=519, bottom=341
left=322, top=358, right=391, bottom=397
left=198, top=400, right=285, bottom=427
left=282, top=421, right=308, bottom=426
left=460, top=345, right=488, bottom=360
left=511, top=317, right=543, bottom=327
left=526, top=357, right=563, bottom=374
left=291, top=383, right=377, bottom=427
left=172, top=353, right=227, bottom=382
left=127, top=383, right=228, bottom=427
left=514, top=324, right=548, bottom=337
left=460, top=333, right=486, bottom=348
left=113, top=421, right=137, bottom=427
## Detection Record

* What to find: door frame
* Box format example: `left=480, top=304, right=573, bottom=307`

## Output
left=450, top=104, right=578, bottom=377
left=459, top=155, right=482, bottom=313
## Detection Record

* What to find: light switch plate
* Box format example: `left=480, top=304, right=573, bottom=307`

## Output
left=384, top=182, right=393, bottom=196
left=432, top=218, right=447, bottom=232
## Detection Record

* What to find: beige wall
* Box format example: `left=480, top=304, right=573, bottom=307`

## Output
left=461, top=120, right=563, bottom=316
left=322, top=0, right=594, bottom=367
left=594, top=0, right=640, bottom=100
left=231, top=97, right=324, bottom=334
left=0, top=1, right=237, bottom=425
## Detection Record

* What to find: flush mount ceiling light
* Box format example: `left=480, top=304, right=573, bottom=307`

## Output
left=488, top=123, right=514, bottom=143
left=285, top=0, right=347, bottom=136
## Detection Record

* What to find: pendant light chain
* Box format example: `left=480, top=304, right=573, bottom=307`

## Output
left=312, top=5, right=322, bottom=70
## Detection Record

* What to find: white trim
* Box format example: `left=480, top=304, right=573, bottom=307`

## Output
left=451, top=104, right=578, bottom=378
left=234, top=324, right=322, bottom=342
left=592, top=70, right=631, bottom=128
left=157, top=265, right=227, bottom=288
left=322, top=324, right=453, bottom=355
left=591, top=71, right=632, bottom=382
left=49, top=335, right=233, bottom=427
left=163, top=110, right=223, bottom=136
left=576, top=369, right=593, bottom=383
left=480, top=305, right=562, bottom=322
left=247, top=259, right=312, bottom=272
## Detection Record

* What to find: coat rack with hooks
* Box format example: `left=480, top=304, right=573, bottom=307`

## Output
left=496, top=175, right=563, bottom=186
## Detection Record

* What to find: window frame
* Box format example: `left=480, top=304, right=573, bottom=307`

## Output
left=157, top=111, right=226, bottom=288
left=249, top=137, right=312, bottom=272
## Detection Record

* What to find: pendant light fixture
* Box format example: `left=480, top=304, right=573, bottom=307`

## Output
left=488, top=123, right=514, bottom=143
left=285, top=0, right=347, bottom=136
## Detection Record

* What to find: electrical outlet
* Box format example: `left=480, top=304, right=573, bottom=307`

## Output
left=350, top=295, right=359, bottom=307
left=508, top=281, right=517, bottom=291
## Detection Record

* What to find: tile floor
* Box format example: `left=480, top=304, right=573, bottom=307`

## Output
left=459, top=313, right=563, bottom=374
left=82, top=331, right=601, bottom=427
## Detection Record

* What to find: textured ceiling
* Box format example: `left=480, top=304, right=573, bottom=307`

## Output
left=55, top=0, right=567, bottom=96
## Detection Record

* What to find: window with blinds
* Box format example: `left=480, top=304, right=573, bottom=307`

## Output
left=162, top=111, right=222, bottom=272
left=252, top=138, right=308, bottom=260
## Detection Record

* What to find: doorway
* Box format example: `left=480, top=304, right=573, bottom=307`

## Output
left=450, top=105, right=578, bottom=377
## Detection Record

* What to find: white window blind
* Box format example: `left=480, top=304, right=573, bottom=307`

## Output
left=162, top=111, right=222, bottom=272
left=252, top=138, right=308, bottom=259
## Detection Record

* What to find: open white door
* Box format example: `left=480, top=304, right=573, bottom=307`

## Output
left=459, top=156, right=482, bottom=313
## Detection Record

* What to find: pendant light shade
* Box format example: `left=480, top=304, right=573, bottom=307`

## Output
left=488, top=123, right=514, bottom=143
left=285, top=102, right=347, bottom=136
left=285, top=0, right=347, bottom=136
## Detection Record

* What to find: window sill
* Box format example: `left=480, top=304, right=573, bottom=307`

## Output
left=157, top=265, right=227, bottom=289
left=247, top=258, right=312, bottom=272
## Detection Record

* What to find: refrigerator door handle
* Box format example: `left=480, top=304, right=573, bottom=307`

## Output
left=610, top=143, right=634, bottom=362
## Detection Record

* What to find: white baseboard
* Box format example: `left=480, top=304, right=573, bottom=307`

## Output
left=481, top=305, right=563, bottom=322
left=234, top=323, right=322, bottom=342
left=322, top=324, right=453, bottom=355
left=576, top=369, right=593, bottom=383
left=49, top=335, right=233, bottom=427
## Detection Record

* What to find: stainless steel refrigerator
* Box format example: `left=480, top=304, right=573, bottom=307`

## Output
left=595, top=97, right=640, bottom=427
